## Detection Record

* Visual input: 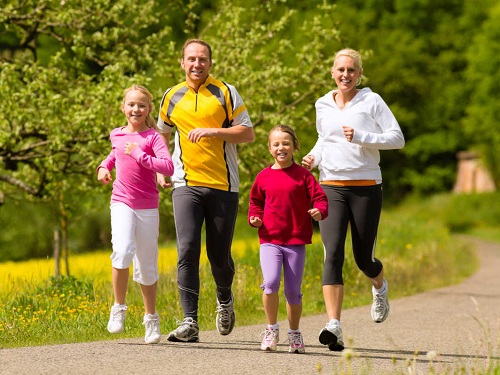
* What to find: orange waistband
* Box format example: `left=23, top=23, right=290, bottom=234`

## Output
left=321, top=180, right=377, bottom=186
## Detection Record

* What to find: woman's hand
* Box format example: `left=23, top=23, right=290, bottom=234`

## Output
left=301, top=155, right=315, bottom=170
left=343, top=126, right=354, bottom=142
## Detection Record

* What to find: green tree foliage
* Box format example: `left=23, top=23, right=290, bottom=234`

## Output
left=462, top=0, right=500, bottom=186
left=0, top=0, right=344, bottom=261
left=0, top=0, right=498, bottom=262
left=0, top=0, right=177, bottom=266
left=328, top=0, right=498, bottom=195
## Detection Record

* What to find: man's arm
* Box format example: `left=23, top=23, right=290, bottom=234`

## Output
left=187, top=125, right=254, bottom=144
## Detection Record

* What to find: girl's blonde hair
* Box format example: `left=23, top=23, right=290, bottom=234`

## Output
left=122, top=84, right=159, bottom=131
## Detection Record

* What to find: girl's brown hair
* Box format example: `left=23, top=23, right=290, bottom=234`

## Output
left=182, top=39, right=212, bottom=61
left=268, top=124, right=300, bottom=152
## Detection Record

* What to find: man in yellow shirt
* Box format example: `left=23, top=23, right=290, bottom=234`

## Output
left=157, top=39, right=254, bottom=342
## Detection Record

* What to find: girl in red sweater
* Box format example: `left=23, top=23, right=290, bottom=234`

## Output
left=248, top=124, right=328, bottom=353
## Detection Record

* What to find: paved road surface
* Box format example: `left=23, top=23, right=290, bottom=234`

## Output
left=1, top=237, right=499, bottom=374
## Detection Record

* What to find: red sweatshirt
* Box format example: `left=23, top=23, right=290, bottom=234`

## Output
left=248, top=163, right=328, bottom=245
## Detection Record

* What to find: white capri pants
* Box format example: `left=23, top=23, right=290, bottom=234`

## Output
left=110, top=202, right=159, bottom=286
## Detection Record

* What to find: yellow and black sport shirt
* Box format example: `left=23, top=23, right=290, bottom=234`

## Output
left=157, top=76, right=253, bottom=192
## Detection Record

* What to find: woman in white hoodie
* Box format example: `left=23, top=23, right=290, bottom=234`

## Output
left=302, top=48, right=405, bottom=351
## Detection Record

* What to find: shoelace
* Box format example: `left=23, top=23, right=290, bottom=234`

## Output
left=143, top=316, right=159, bottom=327
left=111, top=306, right=127, bottom=321
left=288, top=332, right=303, bottom=347
left=373, top=293, right=386, bottom=313
left=216, top=303, right=233, bottom=324
left=261, top=329, right=279, bottom=345
left=174, top=317, right=197, bottom=329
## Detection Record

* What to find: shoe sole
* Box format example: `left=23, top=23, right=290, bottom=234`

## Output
left=107, top=326, right=124, bottom=334
left=167, top=334, right=199, bottom=343
left=319, top=329, right=337, bottom=346
left=217, top=328, right=234, bottom=335
left=328, top=341, right=344, bottom=351
left=289, top=348, right=305, bottom=354
left=261, top=346, right=277, bottom=351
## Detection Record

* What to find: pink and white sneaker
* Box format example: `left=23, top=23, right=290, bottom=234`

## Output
left=288, top=331, right=305, bottom=354
left=260, top=328, right=279, bottom=351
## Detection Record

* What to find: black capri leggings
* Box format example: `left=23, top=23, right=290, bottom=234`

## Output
left=319, top=184, right=383, bottom=285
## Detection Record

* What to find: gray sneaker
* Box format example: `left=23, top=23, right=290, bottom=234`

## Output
left=167, top=317, right=199, bottom=342
left=319, top=321, right=344, bottom=351
left=216, top=296, right=235, bottom=335
left=371, top=279, right=390, bottom=323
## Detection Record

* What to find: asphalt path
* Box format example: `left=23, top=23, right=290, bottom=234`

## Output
left=1, top=237, right=499, bottom=374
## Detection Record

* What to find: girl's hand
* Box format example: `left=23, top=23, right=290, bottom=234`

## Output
left=124, top=142, right=139, bottom=155
left=97, top=167, right=112, bottom=185
left=249, top=216, right=263, bottom=228
left=301, top=155, right=315, bottom=170
left=308, top=208, right=322, bottom=222
left=157, top=173, right=172, bottom=189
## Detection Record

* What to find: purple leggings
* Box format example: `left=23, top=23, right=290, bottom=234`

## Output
left=259, top=243, right=306, bottom=305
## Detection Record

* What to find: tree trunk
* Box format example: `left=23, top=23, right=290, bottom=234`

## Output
left=62, top=213, right=70, bottom=276
left=58, top=188, right=71, bottom=276
left=54, top=229, right=60, bottom=277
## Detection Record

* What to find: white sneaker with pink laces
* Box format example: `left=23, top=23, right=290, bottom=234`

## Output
left=260, top=327, right=279, bottom=351
left=288, top=331, right=305, bottom=354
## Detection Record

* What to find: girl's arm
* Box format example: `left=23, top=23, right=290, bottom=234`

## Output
left=248, top=177, right=265, bottom=227
left=306, top=172, right=328, bottom=220
left=129, top=133, right=174, bottom=176
left=97, top=147, right=116, bottom=182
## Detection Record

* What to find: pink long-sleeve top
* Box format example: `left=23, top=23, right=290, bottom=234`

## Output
left=99, top=127, right=174, bottom=209
left=248, top=163, right=328, bottom=245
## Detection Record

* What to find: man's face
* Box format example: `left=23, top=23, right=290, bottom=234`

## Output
left=181, top=42, right=212, bottom=88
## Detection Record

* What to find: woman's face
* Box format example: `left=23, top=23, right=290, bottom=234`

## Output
left=331, top=55, right=362, bottom=92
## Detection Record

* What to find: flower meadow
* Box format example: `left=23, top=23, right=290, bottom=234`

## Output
left=0, top=238, right=260, bottom=348
left=0, top=206, right=477, bottom=349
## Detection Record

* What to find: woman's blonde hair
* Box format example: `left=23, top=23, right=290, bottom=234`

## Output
left=333, top=48, right=363, bottom=71
left=122, top=84, right=159, bottom=131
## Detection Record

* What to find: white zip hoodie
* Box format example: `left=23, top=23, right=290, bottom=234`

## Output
left=307, top=87, right=405, bottom=183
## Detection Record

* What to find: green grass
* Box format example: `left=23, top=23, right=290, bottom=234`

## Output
left=1, top=192, right=499, bottom=349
